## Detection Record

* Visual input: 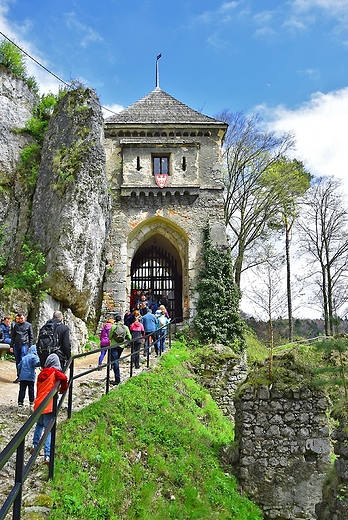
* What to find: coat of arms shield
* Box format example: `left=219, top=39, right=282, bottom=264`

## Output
left=155, top=174, right=168, bottom=188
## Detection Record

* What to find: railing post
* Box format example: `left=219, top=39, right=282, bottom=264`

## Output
left=67, top=358, right=74, bottom=419
left=106, top=348, right=111, bottom=394
left=48, top=393, right=58, bottom=480
left=146, top=333, right=150, bottom=368
left=169, top=321, right=172, bottom=349
left=130, top=340, right=134, bottom=378
left=13, top=439, right=25, bottom=520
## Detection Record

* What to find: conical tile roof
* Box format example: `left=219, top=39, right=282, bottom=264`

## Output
left=105, top=87, right=224, bottom=126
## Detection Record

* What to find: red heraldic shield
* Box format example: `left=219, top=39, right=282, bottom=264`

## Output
left=155, top=174, right=168, bottom=188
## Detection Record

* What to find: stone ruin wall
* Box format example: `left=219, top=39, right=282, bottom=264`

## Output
left=316, top=415, right=348, bottom=519
left=193, top=346, right=249, bottom=421
left=233, top=384, right=331, bottom=520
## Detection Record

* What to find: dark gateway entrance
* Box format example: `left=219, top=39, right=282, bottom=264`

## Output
left=131, top=243, right=182, bottom=319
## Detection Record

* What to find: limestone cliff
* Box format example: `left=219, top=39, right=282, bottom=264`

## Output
left=0, top=67, right=110, bottom=343
left=30, top=86, right=109, bottom=321
left=0, top=65, right=38, bottom=270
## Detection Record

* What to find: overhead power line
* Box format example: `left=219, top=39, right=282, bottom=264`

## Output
left=0, top=31, right=119, bottom=115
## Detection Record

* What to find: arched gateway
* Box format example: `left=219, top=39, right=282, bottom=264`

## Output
left=128, top=216, right=187, bottom=318
left=103, top=85, right=228, bottom=320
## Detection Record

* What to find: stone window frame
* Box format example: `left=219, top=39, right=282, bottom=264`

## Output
left=152, top=154, right=170, bottom=176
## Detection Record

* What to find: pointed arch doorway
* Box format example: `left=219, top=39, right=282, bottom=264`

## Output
left=131, top=235, right=183, bottom=319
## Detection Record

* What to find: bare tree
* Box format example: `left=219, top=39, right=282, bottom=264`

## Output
left=245, top=252, right=287, bottom=380
left=297, top=176, right=348, bottom=335
left=217, top=110, right=295, bottom=289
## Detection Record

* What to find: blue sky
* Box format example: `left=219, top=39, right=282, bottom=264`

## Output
left=1, top=0, right=348, bottom=190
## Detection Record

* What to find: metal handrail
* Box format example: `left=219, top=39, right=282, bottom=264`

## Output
left=0, top=317, right=185, bottom=519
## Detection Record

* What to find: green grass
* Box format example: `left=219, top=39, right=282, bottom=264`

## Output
left=245, top=328, right=268, bottom=364
left=46, top=341, right=262, bottom=520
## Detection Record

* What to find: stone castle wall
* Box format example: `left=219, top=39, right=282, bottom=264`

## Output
left=103, top=125, right=227, bottom=319
left=233, top=384, right=331, bottom=520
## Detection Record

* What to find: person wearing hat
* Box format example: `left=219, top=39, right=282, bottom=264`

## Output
left=17, top=345, right=41, bottom=409
left=30, top=353, right=68, bottom=464
left=108, top=315, right=131, bottom=386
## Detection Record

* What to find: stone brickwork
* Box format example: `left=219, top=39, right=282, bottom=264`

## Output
left=233, top=384, right=331, bottom=520
left=193, top=345, right=248, bottom=421
left=316, top=415, right=348, bottom=519
left=103, top=88, right=228, bottom=319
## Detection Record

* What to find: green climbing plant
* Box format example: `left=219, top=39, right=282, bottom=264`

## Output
left=15, top=92, right=64, bottom=186
left=53, top=141, right=85, bottom=188
left=3, top=237, right=48, bottom=299
left=194, top=222, right=245, bottom=351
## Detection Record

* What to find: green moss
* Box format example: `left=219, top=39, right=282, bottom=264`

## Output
left=331, top=398, right=348, bottom=422
left=237, top=351, right=317, bottom=395
left=34, top=494, right=54, bottom=508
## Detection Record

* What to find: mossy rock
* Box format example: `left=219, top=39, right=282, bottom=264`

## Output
left=33, top=494, right=53, bottom=508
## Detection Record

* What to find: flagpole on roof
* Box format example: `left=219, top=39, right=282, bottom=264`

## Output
left=156, top=53, right=162, bottom=89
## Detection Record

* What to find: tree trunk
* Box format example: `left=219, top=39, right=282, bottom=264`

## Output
left=321, top=265, right=329, bottom=336
left=234, top=251, right=243, bottom=290
left=285, top=220, right=293, bottom=342
left=268, top=281, right=274, bottom=381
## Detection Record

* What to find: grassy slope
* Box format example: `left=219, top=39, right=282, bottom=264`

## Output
left=46, top=341, right=262, bottom=520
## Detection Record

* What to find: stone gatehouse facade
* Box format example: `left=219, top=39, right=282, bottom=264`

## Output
left=103, top=87, right=228, bottom=319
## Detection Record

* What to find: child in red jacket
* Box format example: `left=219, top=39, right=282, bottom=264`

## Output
left=30, top=353, right=68, bottom=464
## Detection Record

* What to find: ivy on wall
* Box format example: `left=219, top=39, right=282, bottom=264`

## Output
left=194, top=222, right=245, bottom=352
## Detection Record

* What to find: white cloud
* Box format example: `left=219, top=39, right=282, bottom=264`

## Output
left=258, top=87, right=348, bottom=193
left=102, top=103, right=124, bottom=119
left=193, top=1, right=239, bottom=25
left=65, top=12, right=103, bottom=47
left=290, top=0, right=348, bottom=30
left=292, top=0, right=348, bottom=12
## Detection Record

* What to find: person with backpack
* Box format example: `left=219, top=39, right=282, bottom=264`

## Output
left=141, top=309, right=158, bottom=357
left=98, top=318, right=114, bottom=368
left=36, top=311, right=71, bottom=370
left=129, top=315, right=145, bottom=369
left=108, top=315, right=131, bottom=386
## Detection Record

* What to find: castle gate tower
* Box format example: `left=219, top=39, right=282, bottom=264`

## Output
left=103, top=86, right=227, bottom=320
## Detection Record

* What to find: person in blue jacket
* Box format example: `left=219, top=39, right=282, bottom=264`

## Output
left=0, top=316, right=11, bottom=344
left=141, top=309, right=158, bottom=356
left=17, top=345, right=41, bottom=408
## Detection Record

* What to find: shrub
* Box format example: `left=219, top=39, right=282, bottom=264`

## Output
left=0, top=39, right=38, bottom=92
left=194, top=222, right=245, bottom=351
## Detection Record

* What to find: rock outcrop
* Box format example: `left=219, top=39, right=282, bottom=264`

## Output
left=0, top=65, right=38, bottom=269
left=0, top=68, right=109, bottom=349
left=30, top=86, right=109, bottom=322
